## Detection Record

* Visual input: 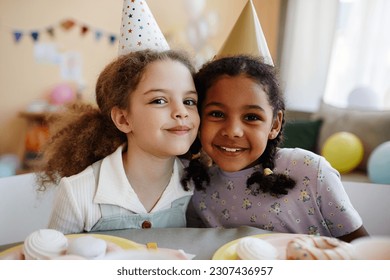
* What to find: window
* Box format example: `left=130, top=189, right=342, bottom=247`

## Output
left=280, top=0, right=390, bottom=111
left=324, top=0, right=390, bottom=110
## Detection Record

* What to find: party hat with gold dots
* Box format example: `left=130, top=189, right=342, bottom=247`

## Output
left=118, top=0, right=170, bottom=55
left=217, top=0, right=273, bottom=66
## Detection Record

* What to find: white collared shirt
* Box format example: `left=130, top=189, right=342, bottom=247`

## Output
left=48, top=145, right=192, bottom=234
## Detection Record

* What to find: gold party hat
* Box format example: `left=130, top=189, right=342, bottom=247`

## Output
left=217, top=0, right=273, bottom=65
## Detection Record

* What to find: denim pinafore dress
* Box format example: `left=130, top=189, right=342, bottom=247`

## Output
left=90, top=161, right=191, bottom=231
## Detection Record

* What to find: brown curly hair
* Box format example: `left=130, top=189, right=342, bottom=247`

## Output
left=181, top=54, right=296, bottom=196
left=37, top=49, right=195, bottom=189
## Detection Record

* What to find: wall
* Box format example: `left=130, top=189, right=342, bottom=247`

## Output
left=0, top=0, right=281, bottom=161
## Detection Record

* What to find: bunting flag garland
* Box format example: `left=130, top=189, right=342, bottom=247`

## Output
left=95, top=30, right=103, bottom=41
left=30, top=31, right=39, bottom=42
left=13, top=31, right=22, bottom=43
left=46, top=27, right=55, bottom=38
left=80, top=25, right=89, bottom=36
left=8, top=18, right=118, bottom=45
left=60, top=19, right=76, bottom=31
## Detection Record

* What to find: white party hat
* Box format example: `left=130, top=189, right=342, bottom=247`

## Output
left=217, top=0, right=273, bottom=65
left=118, top=0, right=170, bottom=55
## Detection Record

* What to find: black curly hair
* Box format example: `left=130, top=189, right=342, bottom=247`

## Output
left=181, top=54, right=296, bottom=196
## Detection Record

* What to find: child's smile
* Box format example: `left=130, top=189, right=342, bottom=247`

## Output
left=200, top=74, right=281, bottom=172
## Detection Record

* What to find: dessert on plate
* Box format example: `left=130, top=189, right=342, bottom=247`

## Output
left=0, top=229, right=191, bottom=260
left=236, top=237, right=279, bottom=260
left=286, top=235, right=355, bottom=260
left=234, top=234, right=357, bottom=260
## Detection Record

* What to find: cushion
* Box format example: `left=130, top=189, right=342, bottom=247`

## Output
left=282, top=119, right=323, bottom=152
left=312, top=102, right=390, bottom=171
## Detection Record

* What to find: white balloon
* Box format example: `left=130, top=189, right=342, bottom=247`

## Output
left=186, top=25, right=202, bottom=51
left=206, top=11, right=219, bottom=36
left=197, top=18, right=210, bottom=41
left=184, top=0, right=206, bottom=20
left=347, top=86, right=381, bottom=110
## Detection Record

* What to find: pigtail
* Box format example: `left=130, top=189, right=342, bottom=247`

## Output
left=246, top=124, right=296, bottom=196
left=181, top=137, right=211, bottom=191
left=246, top=169, right=296, bottom=196
left=181, top=157, right=210, bottom=191
left=36, top=102, right=126, bottom=189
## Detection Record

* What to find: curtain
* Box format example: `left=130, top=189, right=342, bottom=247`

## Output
left=280, top=0, right=390, bottom=111
left=280, top=0, right=339, bottom=112
left=323, top=0, right=390, bottom=109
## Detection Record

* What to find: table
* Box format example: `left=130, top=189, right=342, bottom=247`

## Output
left=0, top=226, right=271, bottom=260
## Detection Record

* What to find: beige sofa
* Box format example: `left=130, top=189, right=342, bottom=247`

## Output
left=283, top=102, right=390, bottom=183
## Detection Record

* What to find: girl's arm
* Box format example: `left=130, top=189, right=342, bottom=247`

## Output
left=338, top=225, right=369, bottom=243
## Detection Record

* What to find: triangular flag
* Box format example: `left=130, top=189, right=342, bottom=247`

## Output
left=95, top=30, right=103, bottom=41
left=217, top=0, right=273, bottom=65
left=80, top=25, right=89, bottom=36
left=31, top=31, right=39, bottom=42
left=13, top=31, right=23, bottom=43
left=46, top=27, right=55, bottom=38
left=109, top=34, right=117, bottom=45
left=61, top=19, right=76, bottom=31
left=118, top=0, right=169, bottom=55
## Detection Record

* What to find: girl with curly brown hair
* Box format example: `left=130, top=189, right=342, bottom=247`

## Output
left=182, top=54, right=368, bottom=242
left=38, top=49, right=200, bottom=234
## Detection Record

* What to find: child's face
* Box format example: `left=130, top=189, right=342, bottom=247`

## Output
left=200, top=75, right=282, bottom=171
left=125, top=59, right=200, bottom=158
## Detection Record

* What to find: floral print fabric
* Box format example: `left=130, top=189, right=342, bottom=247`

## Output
left=191, top=148, right=362, bottom=237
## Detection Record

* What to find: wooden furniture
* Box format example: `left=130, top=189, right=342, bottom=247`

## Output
left=19, top=111, right=50, bottom=172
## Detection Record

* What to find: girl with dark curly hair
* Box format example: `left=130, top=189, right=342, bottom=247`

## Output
left=38, top=49, right=199, bottom=234
left=183, top=54, right=368, bottom=242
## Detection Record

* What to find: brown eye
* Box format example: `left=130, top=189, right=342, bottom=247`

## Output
left=209, top=111, right=224, bottom=118
left=244, top=114, right=261, bottom=121
left=150, top=98, right=167, bottom=105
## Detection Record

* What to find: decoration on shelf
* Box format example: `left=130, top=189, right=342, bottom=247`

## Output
left=118, top=0, right=169, bottom=55
left=49, top=83, right=77, bottom=106
left=321, top=132, right=364, bottom=174
left=9, top=18, right=118, bottom=45
left=217, top=0, right=273, bottom=66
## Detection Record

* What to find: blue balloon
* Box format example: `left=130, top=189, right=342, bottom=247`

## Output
left=0, top=162, right=15, bottom=177
left=368, top=141, right=390, bottom=184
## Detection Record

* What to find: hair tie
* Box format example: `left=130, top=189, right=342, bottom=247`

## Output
left=200, top=149, right=213, bottom=167
left=263, top=168, right=273, bottom=176
left=191, top=153, right=201, bottom=160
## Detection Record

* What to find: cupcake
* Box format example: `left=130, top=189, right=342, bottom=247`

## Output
left=23, top=229, right=68, bottom=260
left=67, top=236, right=107, bottom=259
left=236, top=237, right=279, bottom=260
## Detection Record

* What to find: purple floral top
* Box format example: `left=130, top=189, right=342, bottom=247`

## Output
left=191, top=148, right=363, bottom=237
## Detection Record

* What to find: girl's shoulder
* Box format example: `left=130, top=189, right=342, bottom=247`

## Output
left=276, top=147, right=322, bottom=160
left=275, top=148, right=324, bottom=171
left=60, top=164, right=95, bottom=186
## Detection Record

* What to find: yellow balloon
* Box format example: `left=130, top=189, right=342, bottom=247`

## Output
left=321, top=132, right=364, bottom=174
